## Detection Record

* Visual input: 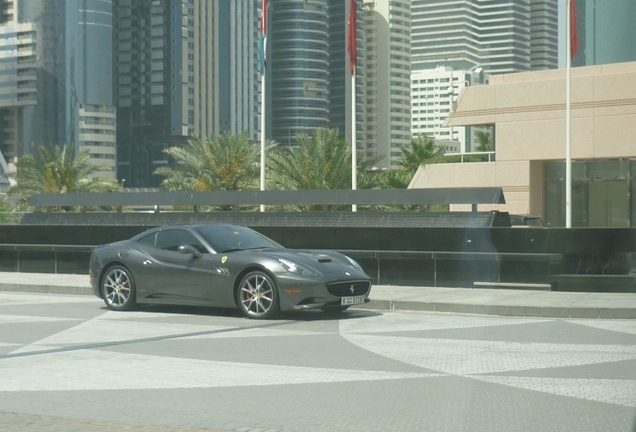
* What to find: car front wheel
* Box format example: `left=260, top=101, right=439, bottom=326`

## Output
left=101, top=265, right=137, bottom=311
left=237, top=271, right=279, bottom=319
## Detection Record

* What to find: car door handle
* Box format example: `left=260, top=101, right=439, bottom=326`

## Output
left=143, top=259, right=152, bottom=265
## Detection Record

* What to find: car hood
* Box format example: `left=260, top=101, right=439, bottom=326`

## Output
left=256, top=248, right=363, bottom=276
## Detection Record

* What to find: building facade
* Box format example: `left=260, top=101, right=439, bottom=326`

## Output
left=269, top=0, right=330, bottom=147
left=409, top=0, right=556, bottom=163
left=329, top=0, right=364, bottom=156
left=411, top=66, right=488, bottom=154
left=267, top=0, right=410, bottom=170
left=0, top=0, right=115, bottom=177
left=362, top=0, right=411, bottom=169
left=411, top=0, right=558, bottom=76
left=410, top=62, right=636, bottom=228
left=572, top=0, right=636, bottom=67
left=114, top=0, right=259, bottom=188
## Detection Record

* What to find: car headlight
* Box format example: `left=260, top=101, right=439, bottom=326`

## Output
left=344, top=255, right=363, bottom=271
left=278, top=258, right=319, bottom=277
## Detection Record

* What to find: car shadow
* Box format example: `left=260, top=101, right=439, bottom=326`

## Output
left=99, top=304, right=382, bottom=321
left=281, top=308, right=381, bottom=322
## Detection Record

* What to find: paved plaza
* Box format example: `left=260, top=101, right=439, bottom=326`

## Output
left=0, top=291, right=634, bottom=431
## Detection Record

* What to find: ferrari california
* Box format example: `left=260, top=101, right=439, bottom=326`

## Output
left=90, top=224, right=371, bottom=319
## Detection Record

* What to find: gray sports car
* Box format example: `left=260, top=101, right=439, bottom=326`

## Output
left=90, top=224, right=371, bottom=319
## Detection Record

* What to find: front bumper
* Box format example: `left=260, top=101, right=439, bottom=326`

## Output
left=276, top=273, right=372, bottom=311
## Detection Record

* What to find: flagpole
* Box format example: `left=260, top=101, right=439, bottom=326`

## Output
left=348, top=0, right=357, bottom=212
left=565, top=0, right=572, bottom=228
left=259, top=0, right=268, bottom=213
left=260, top=70, right=266, bottom=213
left=351, top=71, right=357, bottom=212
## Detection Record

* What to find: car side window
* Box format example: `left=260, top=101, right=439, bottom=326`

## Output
left=155, top=229, right=207, bottom=253
left=137, top=232, right=157, bottom=248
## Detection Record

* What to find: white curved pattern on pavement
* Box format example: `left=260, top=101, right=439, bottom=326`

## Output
left=339, top=312, right=636, bottom=408
left=0, top=349, right=441, bottom=392
left=0, top=291, right=635, bottom=432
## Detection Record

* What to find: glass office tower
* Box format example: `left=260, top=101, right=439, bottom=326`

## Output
left=411, top=0, right=558, bottom=75
left=114, top=0, right=259, bottom=187
left=0, top=0, right=115, bottom=177
left=270, top=0, right=330, bottom=147
left=572, top=0, right=636, bottom=67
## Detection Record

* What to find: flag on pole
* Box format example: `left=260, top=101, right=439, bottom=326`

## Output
left=347, top=0, right=357, bottom=75
left=258, top=0, right=268, bottom=74
left=570, top=0, right=579, bottom=60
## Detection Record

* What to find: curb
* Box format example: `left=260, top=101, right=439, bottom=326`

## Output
left=0, top=284, right=93, bottom=296
left=354, top=299, right=636, bottom=319
left=2, top=284, right=635, bottom=319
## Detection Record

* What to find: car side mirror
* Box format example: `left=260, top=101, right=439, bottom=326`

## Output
left=177, top=244, right=203, bottom=258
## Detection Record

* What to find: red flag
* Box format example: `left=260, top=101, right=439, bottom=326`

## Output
left=260, top=0, right=267, bottom=36
left=258, top=0, right=268, bottom=74
left=570, top=0, right=579, bottom=60
left=347, top=0, right=356, bottom=75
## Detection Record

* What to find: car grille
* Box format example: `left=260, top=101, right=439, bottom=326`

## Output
left=327, top=281, right=370, bottom=297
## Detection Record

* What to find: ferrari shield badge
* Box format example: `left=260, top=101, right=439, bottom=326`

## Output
left=222, top=256, right=228, bottom=264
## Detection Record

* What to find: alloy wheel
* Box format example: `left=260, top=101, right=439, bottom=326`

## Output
left=238, top=271, right=279, bottom=319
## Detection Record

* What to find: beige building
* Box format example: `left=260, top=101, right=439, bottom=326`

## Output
left=409, top=62, right=636, bottom=228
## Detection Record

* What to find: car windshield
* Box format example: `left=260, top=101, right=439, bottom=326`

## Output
left=193, top=225, right=282, bottom=253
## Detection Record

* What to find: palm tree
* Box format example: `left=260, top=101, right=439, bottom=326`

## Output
left=8, top=144, right=119, bottom=210
left=473, top=129, right=494, bottom=162
left=384, top=169, right=413, bottom=189
left=267, top=128, right=384, bottom=210
left=398, top=135, right=445, bottom=175
left=475, top=129, right=493, bottom=152
left=0, top=194, right=11, bottom=223
left=155, top=132, right=272, bottom=192
left=268, top=127, right=383, bottom=187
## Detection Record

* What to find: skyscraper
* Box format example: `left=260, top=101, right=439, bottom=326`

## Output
left=572, top=0, right=636, bottom=67
left=114, top=0, right=259, bottom=187
left=270, top=0, right=330, bottom=147
left=0, top=0, right=36, bottom=169
left=362, top=0, right=411, bottom=168
left=411, top=0, right=558, bottom=75
left=0, top=0, right=115, bottom=176
left=267, top=0, right=366, bottom=160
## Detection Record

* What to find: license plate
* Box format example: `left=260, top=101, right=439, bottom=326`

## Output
left=341, top=295, right=365, bottom=306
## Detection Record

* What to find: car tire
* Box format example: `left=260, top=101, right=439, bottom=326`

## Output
left=101, top=265, right=138, bottom=311
left=321, top=305, right=350, bottom=314
left=237, top=271, right=280, bottom=319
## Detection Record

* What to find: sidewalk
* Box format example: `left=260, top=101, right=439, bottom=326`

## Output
left=0, top=272, right=635, bottom=318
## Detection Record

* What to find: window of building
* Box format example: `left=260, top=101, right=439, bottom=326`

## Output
left=544, top=159, right=633, bottom=228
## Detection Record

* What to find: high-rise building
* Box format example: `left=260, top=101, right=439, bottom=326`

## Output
left=362, top=0, right=411, bottom=169
left=0, top=0, right=36, bottom=169
left=411, top=0, right=558, bottom=75
left=411, top=66, right=480, bottom=154
left=266, top=0, right=409, bottom=169
left=530, top=0, right=559, bottom=70
left=114, top=0, right=259, bottom=187
left=269, top=0, right=330, bottom=147
left=0, top=0, right=115, bottom=177
left=328, top=0, right=350, bottom=144
left=217, top=1, right=259, bottom=138
left=572, top=0, right=636, bottom=67
left=268, top=0, right=364, bottom=154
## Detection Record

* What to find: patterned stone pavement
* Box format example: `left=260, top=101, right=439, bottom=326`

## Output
left=0, top=291, right=635, bottom=431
